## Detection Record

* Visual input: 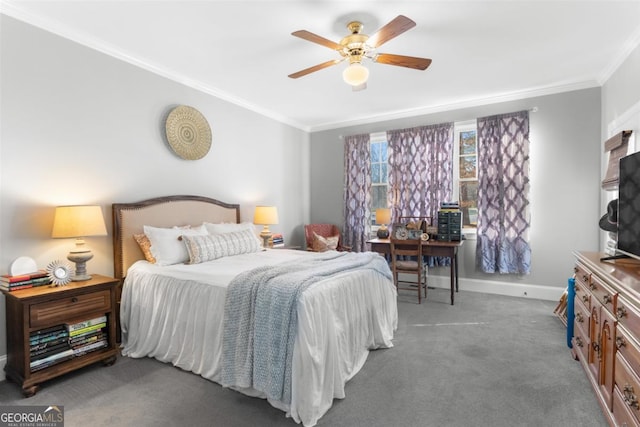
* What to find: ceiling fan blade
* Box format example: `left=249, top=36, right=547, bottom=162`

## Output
left=288, top=59, right=343, bottom=79
left=367, top=15, right=416, bottom=48
left=375, top=53, right=432, bottom=70
left=291, top=30, right=343, bottom=51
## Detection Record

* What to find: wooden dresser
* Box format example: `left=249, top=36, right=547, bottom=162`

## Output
left=573, top=251, right=640, bottom=426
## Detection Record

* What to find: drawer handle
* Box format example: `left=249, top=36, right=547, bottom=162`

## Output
left=590, top=282, right=596, bottom=290
left=575, top=337, right=583, bottom=348
left=617, top=336, right=627, bottom=349
left=624, top=384, right=640, bottom=410
left=603, top=294, right=612, bottom=305
left=575, top=312, right=584, bottom=323
left=582, top=295, right=589, bottom=303
left=574, top=267, right=578, bottom=274
left=592, top=341, right=600, bottom=354
left=617, top=306, right=628, bottom=320
left=71, top=297, right=78, bottom=303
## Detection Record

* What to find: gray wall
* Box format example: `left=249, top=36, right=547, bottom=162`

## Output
left=310, top=89, right=603, bottom=295
left=0, top=16, right=310, bottom=356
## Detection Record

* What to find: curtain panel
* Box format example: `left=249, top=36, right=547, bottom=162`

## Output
left=386, top=123, right=454, bottom=225
left=476, top=111, right=531, bottom=274
left=387, top=123, right=453, bottom=266
left=343, top=134, right=371, bottom=252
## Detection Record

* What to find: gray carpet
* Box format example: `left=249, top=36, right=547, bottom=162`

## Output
left=0, top=288, right=607, bottom=427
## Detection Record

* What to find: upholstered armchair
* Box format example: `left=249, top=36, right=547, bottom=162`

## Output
left=304, top=224, right=351, bottom=252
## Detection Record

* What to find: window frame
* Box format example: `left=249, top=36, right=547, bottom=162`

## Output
left=453, top=120, right=479, bottom=235
left=369, top=132, right=388, bottom=233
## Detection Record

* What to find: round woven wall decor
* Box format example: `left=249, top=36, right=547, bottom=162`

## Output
left=165, top=105, right=212, bottom=160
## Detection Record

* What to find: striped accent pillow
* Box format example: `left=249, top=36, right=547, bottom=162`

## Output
left=182, top=229, right=261, bottom=264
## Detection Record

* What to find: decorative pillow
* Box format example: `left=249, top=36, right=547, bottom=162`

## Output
left=311, top=232, right=339, bottom=252
left=143, top=224, right=207, bottom=266
left=204, top=221, right=263, bottom=246
left=182, top=229, right=261, bottom=264
left=204, top=221, right=252, bottom=234
left=133, top=233, right=156, bottom=264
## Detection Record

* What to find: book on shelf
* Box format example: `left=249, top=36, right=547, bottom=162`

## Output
left=30, top=324, right=66, bottom=339
left=30, top=342, right=72, bottom=361
left=69, top=322, right=107, bottom=338
left=30, top=354, right=74, bottom=372
left=66, top=315, right=107, bottom=333
left=1, top=270, right=47, bottom=283
left=30, top=330, right=69, bottom=346
left=0, top=276, right=51, bottom=291
left=30, top=348, right=74, bottom=370
left=70, top=331, right=106, bottom=348
left=30, top=335, right=70, bottom=352
left=72, top=339, right=108, bottom=357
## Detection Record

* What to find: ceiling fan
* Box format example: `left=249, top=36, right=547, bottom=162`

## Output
left=288, top=15, right=432, bottom=90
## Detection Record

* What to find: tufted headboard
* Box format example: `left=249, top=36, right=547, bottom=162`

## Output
left=112, top=195, right=240, bottom=279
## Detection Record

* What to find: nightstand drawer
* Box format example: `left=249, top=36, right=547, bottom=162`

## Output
left=30, top=289, right=111, bottom=328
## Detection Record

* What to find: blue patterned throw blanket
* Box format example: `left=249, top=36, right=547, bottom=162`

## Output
left=220, top=251, right=392, bottom=404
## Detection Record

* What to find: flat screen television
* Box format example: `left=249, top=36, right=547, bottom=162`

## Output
left=617, top=150, right=640, bottom=261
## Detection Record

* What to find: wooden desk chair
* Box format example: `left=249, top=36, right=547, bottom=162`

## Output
left=389, top=238, right=427, bottom=304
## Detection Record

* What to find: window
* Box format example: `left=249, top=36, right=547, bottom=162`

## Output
left=370, top=132, right=388, bottom=226
left=453, top=121, right=479, bottom=230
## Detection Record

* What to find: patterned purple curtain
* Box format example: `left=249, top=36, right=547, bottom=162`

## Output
left=476, top=111, right=531, bottom=274
left=387, top=123, right=454, bottom=224
left=343, top=134, right=371, bottom=252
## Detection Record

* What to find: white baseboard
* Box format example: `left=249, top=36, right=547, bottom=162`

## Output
left=427, top=274, right=565, bottom=301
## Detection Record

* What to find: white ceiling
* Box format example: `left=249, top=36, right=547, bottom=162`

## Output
left=3, top=1, right=640, bottom=131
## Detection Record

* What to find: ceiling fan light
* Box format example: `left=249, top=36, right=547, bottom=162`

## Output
left=342, top=63, right=369, bottom=86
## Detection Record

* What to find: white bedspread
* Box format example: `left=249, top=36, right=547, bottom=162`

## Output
left=120, top=249, right=398, bottom=426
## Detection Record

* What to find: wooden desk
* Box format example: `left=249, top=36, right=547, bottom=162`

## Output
left=367, top=238, right=463, bottom=305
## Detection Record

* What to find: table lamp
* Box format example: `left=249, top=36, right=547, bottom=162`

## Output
left=375, top=208, right=391, bottom=238
left=51, top=205, right=107, bottom=281
left=253, top=206, right=279, bottom=249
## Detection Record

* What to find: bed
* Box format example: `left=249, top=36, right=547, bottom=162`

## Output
left=112, top=195, right=397, bottom=426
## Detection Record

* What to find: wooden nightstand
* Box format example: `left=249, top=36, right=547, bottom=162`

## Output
left=3, top=274, right=119, bottom=397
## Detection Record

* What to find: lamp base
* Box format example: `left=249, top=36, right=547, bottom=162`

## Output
left=260, top=231, right=272, bottom=250
left=67, top=250, right=93, bottom=282
left=377, top=226, right=389, bottom=239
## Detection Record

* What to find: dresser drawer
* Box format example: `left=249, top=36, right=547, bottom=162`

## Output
left=30, top=290, right=111, bottom=329
left=615, top=353, right=640, bottom=425
left=573, top=322, right=590, bottom=364
left=574, top=266, right=591, bottom=311
left=614, top=385, right=640, bottom=427
left=591, top=274, right=618, bottom=316
left=617, top=326, right=640, bottom=375
left=618, top=296, right=640, bottom=333
left=574, top=295, right=590, bottom=340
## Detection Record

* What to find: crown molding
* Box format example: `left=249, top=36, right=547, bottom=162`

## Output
left=0, top=1, right=309, bottom=132
left=308, top=80, right=600, bottom=132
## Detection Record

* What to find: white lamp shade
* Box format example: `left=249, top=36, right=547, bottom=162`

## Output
left=342, top=63, right=369, bottom=86
left=51, top=205, right=107, bottom=238
left=253, top=206, right=279, bottom=225
left=375, top=208, right=391, bottom=225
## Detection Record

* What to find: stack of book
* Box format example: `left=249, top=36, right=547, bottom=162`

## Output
left=1, top=270, right=51, bottom=292
left=29, top=325, right=73, bottom=372
left=271, top=233, right=284, bottom=248
left=67, top=315, right=108, bottom=357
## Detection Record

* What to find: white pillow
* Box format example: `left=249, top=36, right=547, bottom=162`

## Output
left=204, top=221, right=253, bottom=234
left=204, top=222, right=262, bottom=246
left=182, top=229, right=261, bottom=264
left=143, top=224, right=207, bottom=266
